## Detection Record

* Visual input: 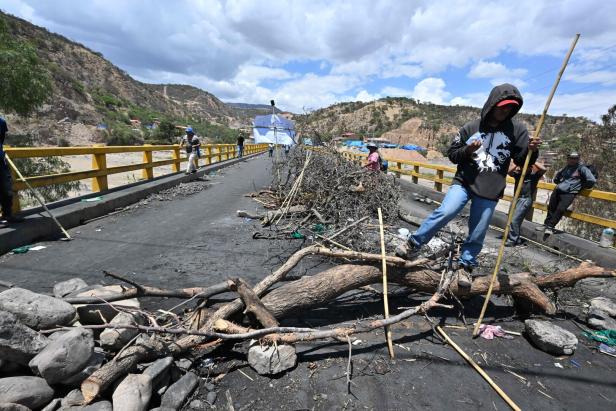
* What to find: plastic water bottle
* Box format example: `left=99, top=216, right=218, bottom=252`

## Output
left=599, top=228, right=614, bottom=248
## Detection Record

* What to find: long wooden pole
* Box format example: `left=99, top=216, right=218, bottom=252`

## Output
left=4, top=154, right=72, bottom=240
left=437, top=326, right=522, bottom=411
left=377, top=207, right=395, bottom=358
left=472, top=33, right=580, bottom=337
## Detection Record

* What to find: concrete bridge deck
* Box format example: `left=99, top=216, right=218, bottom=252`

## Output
left=1, top=154, right=615, bottom=410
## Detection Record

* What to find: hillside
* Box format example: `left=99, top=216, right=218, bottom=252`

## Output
left=0, top=11, right=241, bottom=145
left=296, top=97, right=595, bottom=153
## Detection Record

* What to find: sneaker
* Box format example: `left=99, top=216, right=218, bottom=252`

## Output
left=535, top=225, right=545, bottom=231
left=395, top=240, right=421, bottom=260
left=544, top=227, right=554, bottom=235
left=505, top=240, right=517, bottom=247
left=455, top=262, right=473, bottom=290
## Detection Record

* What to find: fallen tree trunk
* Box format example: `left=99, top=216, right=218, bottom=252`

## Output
left=232, top=278, right=279, bottom=328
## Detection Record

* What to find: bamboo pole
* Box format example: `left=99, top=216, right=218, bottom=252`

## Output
left=4, top=154, right=71, bottom=240
left=473, top=33, right=580, bottom=337
left=378, top=207, right=395, bottom=358
left=436, top=326, right=522, bottom=411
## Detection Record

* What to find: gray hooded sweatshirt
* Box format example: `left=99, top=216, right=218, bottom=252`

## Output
left=554, top=164, right=596, bottom=194
left=447, top=84, right=538, bottom=200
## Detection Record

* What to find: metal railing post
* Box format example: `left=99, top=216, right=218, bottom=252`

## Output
left=435, top=169, right=444, bottom=192
left=412, top=165, right=420, bottom=184
left=217, top=146, right=223, bottom=163
left=92, top=144, right=108, bottom=192
left=142, top=144, right=154, bottom=180
left=395, top=161, right=401, bottom=178
left=172, top=146, right=181, bottom=172
left=9, top=164, right=21, bottom=214
left=206, top=145, right=213, bottom=165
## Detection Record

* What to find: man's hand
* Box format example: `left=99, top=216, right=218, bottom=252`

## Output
left=529, top=137, right=541, bottom=151
left=465, top=140, right=482, bottom=154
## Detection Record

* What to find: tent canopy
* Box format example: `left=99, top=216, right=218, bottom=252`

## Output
left=253, top=114, right=296, bottom=145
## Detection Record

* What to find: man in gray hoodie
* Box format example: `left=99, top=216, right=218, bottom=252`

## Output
left=396, top=84, right=540, bottom=288
left=538, top=152, right=596, bottom=234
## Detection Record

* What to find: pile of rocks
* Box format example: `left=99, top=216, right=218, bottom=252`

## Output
left=586, top=297, right=616, bottom=331
left=0, top=279, right=210, bottom=411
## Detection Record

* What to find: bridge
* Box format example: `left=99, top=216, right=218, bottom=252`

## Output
left=1, top=146, right=615, bottom=410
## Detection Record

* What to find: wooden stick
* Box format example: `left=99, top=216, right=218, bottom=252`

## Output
left=232, top=278, right=279, bottom=328
left=5, top=154, right=71, bottom=240
left=378, top=208, right=394, bottom=359
left=436, top=326, right=522, bottom=411
left=473, top=33, right=581, bottom=337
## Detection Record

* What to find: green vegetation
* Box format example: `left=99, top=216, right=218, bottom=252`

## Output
left=0, top=16, right=52, bottom=116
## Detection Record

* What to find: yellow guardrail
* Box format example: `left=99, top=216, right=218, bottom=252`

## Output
left=5, top=143, right=269, bottom=212
left=341, top=150, right=616, bottom=230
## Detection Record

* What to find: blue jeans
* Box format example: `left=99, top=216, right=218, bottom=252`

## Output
left=508, top=196, right=532, bottom=244
left=409, top=184, right=497, bottom=267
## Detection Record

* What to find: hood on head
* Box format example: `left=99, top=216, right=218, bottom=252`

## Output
left=481, top=83, right=523, bottom=122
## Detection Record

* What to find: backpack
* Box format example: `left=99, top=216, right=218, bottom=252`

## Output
left=378, top=155, right=388, bottom=172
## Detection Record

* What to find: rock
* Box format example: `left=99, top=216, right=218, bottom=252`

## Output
left=587, top=307, right=616, bottom=330
left=525, top=320, right=578, bottom=355
left=53, top=279, right=88, bottom=299
left=188, top=400, right=205, bottom=409
left=0, top=311, right=48, bottom=365
left=160, top=372, right=199, bottom=410
left=64, top=400, right=112, bottom=411
left=247, top=344, right=297, bottom=375
left=29, top=328, right=94, bottom=385
left=205, top=392, right=217, bottom=406
left=112, top=374, right=152, bottom=411
left=73, top=286, right=140, bottom=325
left=143, top=357, right=173, bottom=396
left=0, top=403, right=31, bottom=411
left=590, top=297, right=616, bottom=317
left=60, top=390, right=84, bottom=408
left=41, top=399, right=60, bottom=411
left=99, top=312, right=145, bottom=351
left=174, top=358, right=192, bottom=372
left=0, top=377, right=54, bottom=409
left=0, top=288, right=76, bottom=330
left=204, top=383, right=215, bottom=392
left=62, top=348, right=105, bottom=387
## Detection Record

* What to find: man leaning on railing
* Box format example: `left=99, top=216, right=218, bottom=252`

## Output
left=0, top=116, right=24, bottom=226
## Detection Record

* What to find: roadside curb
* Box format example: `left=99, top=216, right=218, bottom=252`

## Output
left=398, top=178, right=616, bottom=269
left=0, top=153, right=264, bottom=255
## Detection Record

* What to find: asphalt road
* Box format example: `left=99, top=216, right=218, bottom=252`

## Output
left=1, top=154, right=615, bottom=410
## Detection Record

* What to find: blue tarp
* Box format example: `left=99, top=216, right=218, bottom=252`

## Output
left=253, top=114, right=296, bottom=145
left=400, top=144, right=425, bottom=151
left=344, top=140, right=364, bottom=147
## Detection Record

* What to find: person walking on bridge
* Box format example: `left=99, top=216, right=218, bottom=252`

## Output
left=396, top=84, right=540, bottom=289
left=237, top=134, right=245, bottom=158
left=180, top=127, right=200, bottom=174
left=537, top=152, right=596, bottom=235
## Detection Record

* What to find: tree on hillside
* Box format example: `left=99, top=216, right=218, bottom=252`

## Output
left=565, top=105, right=616, bottom=240
left=0, top=17, right=52, bottom=116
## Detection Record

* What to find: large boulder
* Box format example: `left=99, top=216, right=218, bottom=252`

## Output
left=71, top=286, right=139, bottom=325
left=160, top=372, right=199, bottom=410
left=0, top=377, right=54, bottom=409
left=0, top=288, right=76, bottom=330
left=143, top=357, right=173, bottom=396
left=99, top=312, right=145, bottom=351
left=112, top=374, right=152, bottom=411
left=0, top=311, right=49, bottom=365
left=590, top=297, right=616, bottom=318
left=29, top=328, right=94, bottom=385
left=62, top=348, right=105, bottom=387
left=247, top=343, right=297, bottom=375
left=65, top=401, right=112, bottom=411
left=0, top=403, right=31, bottom=411
left=53, top=279, right=88, bottom=299
left=525, top=320, right=578, bottom=355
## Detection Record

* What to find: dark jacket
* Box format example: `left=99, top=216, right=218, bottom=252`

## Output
left=447, top=84, right=537, bottom=200
left=554, top=164, right=596, bottom=194
left=0, top=117, right=7, bottom=161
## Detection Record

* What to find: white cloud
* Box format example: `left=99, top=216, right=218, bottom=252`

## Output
left=411, top=78, right=451, bottom=104
left=469, top=61, right=527, bottom=79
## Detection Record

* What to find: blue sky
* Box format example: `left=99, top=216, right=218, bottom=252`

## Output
left=2, top=0, right=616, bottom=120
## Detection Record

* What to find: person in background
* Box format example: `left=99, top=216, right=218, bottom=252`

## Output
left=268, top=144, right=274, bottom=158
left=284, top=144, right=290, bottom=157
left=537, top=152, right=596, bottom=235
left=506, top=162, right=546, bottom=247
left=0, top=116, right=23, bottom=225
left=237, top=134, right=245, bottom=158
left=395, top=83, right=540, bottom=289
left=364, top=143, right=381, bottom=171
left=179, top=127, right=200, bottom=174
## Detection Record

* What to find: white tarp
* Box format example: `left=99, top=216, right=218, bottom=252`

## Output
left=252, top=114, right=296, bottom=145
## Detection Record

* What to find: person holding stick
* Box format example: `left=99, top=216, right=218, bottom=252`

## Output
left=396, top=84, right=540, bottom=289
left=179, top=127, right=200, bottom=174
left=0, top=116, right=23, bottom=225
